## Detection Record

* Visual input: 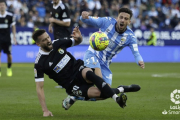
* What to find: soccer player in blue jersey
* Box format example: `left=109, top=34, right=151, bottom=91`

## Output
left=62, top=7, right=144, bottom=110
left=81, top=7, right=145, bottom=85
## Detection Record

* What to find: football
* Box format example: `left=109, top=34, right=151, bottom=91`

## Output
left=89, top=31, right=109, bottom=51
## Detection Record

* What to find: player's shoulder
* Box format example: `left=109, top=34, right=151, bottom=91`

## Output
left=52, top=39, right=59, bottom=44
left=58, top=1, right=67, bottom=10
left=6, top=11, right=14, bottom=16
left=35, top=49, right=51, bottom=64
left=35, top=51, right=42, bottom=64
left=104, top=17, right=116, bottom=22
left=126, top=26, right=136, bottom=38
left=2, top=11, right=14, bottom=18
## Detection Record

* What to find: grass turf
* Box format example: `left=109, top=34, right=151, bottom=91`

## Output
left=0, top=63, right=179, bottom=120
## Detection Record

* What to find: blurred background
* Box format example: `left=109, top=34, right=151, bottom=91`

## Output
left=1, top=0, right=180, bottom=63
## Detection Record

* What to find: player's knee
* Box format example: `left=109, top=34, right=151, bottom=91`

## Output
left=87, top=87, right=101, bottom=98
left=82, top=68, right=93, bottom=80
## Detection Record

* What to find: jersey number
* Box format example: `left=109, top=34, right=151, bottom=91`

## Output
left=86, top=57, right=98, bottom=64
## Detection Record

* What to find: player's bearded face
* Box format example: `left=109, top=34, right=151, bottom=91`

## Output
left=38, top=32, right=53, bottom=52
left=116, top=12, right=131, bottom=33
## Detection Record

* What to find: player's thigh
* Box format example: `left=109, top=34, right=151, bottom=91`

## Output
left=0, top=43, right=3, bottom=52
left=2, top=43, right=11, bottom=54
left=83, top=50, right=101, bottom=69
left=101, top=65, right=112, bottom=86
left=94, top=67, right=102, bottom=78
left=87, top=86, right=101, bottom=98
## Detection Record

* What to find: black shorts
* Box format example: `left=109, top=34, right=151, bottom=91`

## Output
left=66, top=66, right=94, bottom=99
left=0, top=42, right=11, bottom=54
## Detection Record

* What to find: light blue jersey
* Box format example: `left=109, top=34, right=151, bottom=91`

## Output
left=80, top=16, right=143, bottom=85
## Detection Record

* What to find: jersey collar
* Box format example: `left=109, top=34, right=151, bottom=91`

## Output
left=53, top=0, right=62, bottom=9
left=0, top=11, right=7, bottom=18
left=39, top=48, right=53, bottom=55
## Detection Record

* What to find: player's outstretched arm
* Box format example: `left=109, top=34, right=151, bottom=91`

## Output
left=36, top=81, right=53, bottom=117
left=71, top=26, right=82, bottom=45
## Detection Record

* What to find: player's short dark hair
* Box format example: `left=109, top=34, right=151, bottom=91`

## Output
left=118, top=8, right=133, bottom=19
left=32, top=29, right=46, bottom=42
left=0, top=0, right=7, bottom=5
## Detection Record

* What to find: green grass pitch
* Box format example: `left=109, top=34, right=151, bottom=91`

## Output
left=0, top=63, right=179, bottom=120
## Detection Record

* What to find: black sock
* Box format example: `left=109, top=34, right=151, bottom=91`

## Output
left=112, top=88, right=120, bottom=94
left=100, top=88, right=120, bottom=99
left=86, top=71, right=115, bottom=98
left=8, top=63, right=11, bottom=68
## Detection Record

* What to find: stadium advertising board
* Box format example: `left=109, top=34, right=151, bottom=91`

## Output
left=12, top=27, right=180, bottom=46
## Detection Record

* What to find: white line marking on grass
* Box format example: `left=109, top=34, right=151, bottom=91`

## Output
left=152, top=73, right=180, bottom=78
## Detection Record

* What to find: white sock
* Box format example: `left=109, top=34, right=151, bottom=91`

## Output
left=118, top=87, right=124, bottom=93
left=112, top=94, right=118, bottom=102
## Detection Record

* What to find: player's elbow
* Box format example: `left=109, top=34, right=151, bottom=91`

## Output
left=65, top=22, right=70, bottom=27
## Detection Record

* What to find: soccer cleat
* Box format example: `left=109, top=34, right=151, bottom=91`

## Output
left=116, top=93, right=127, bottom=108
left=118, top=84, right=141, bottom=92
left=62, top=95, right=76, bottom=110
left=7, top=68, right=12, bottom=77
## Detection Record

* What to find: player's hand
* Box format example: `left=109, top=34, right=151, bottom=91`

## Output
left=49, top=17, right=55, bottom=23
left=43, top=111, right=53, bottom=117
left=48, top=24, right=53, bottom=33
left=71, top=26, right=82, bottom=45
left=13, top=36, right=17, bottom=45
left=138, top=61, right=145, bottom=69
left=71, top=26, right=81, bottom=38
left=81, top=11, right=89, bottom=19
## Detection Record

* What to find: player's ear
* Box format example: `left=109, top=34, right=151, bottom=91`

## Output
left=36, top=41, right=40, bottom=47
left=128, top=19, right=131, bottom=25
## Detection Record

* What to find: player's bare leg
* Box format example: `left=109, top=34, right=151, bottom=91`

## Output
left=7, top=54, right=12, bottom=77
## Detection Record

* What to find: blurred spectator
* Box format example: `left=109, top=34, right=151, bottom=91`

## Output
left=21, top=2, right=29, bottom=14
left=98, top=3, right=110, bottom=17
left=122, top=0, right=130, bottom=5
left=27, top=18, right=34, bottom=28
left=2, top=0, right=179, bottom=30
left=146, top=19, right=158, bottom=29
left=109, top=0, right=119, bottom=18
left=170, top=4, right=180, bottom=18
left=88, top=0, right=101, bottom=11
left=170, top=14, right=179, bottom=28
left=140, top=21, right=147, bottom=30
left=164, top=15, right=171, bottom=28
left=80, top=0, right=89, bottom=13
left=132, top=15, right=142, bottom=29
left=162, top=3, right=170, bottom=15
left=174, top=21, right=180, bottom=30
left=131, top=5, right=139, bottom=18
